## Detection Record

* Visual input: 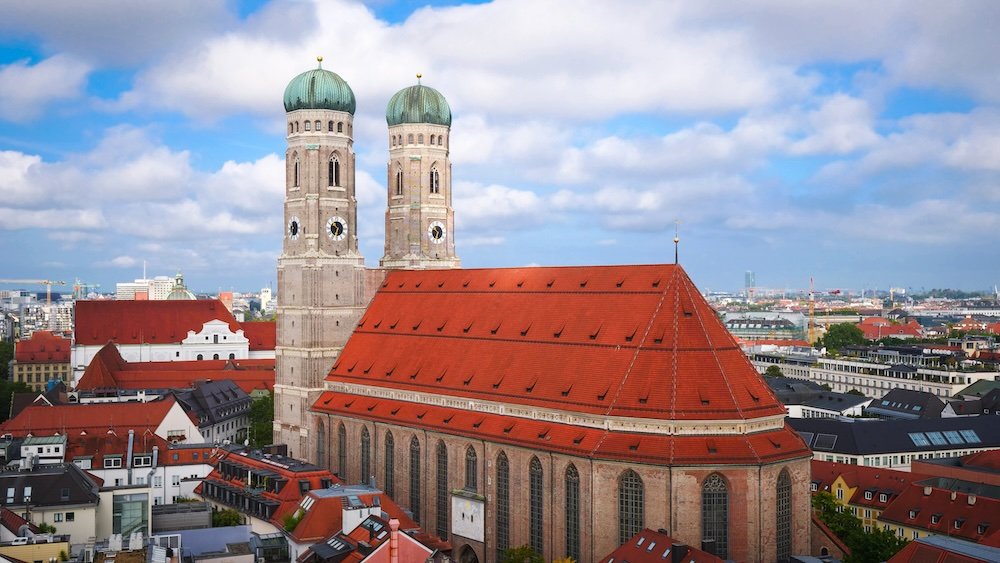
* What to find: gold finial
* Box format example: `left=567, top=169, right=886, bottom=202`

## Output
left=416, top=73, right=423, bottom=84
left=317, top=55, right=324, bottom=68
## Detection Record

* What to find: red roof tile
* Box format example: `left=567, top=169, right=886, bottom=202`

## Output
left=811, top=460, right=928, bottom=509
left=962, top=449, right=1000, bottom=471
left=241, top=321, right=276, bottom=351
left=290, top=491, right=418, bottom=543
left=14, top=330, right=70, bottom=363
left=76, top=342, right=274, bottom=394
left=599, top=528, right=722, bottom=563
left=880, top=484, right=1000, bottom=544
left=0, top=395, right=178, bottom=438
left=888, top=540, right=990, bottom=563
left=857, top=318, right=922, bottom=340
left=74, top=299, right=240, bottom=345
left=321, top=265, right=786, bottom=421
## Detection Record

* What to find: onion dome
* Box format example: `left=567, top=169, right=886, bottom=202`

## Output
left=283, top=57, right=356, bottom=114
left=385, top=75, right=451, bottom=127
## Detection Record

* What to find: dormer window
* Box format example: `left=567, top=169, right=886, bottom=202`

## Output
left=879, top=493, right=888, bottom=503
left=908, top=509, right=919, bottom=519
left=931, top=514, right=941, bottom=524
left=810, top=482, right=818, bottom=492
left=865, top=491, right=873, bottom=500
left=954, top=518, right=965, bottom=530
left=978, top=523, right=988, bottom=535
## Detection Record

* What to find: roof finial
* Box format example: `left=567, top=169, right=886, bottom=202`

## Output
left=673, top=219, right=681, bottom=265
left=416, top=73, right=423, bottom=84
left=317, top=55, right=324, bottom=69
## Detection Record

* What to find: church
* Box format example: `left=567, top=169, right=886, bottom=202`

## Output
left=273, top=60, right=811, bottom=563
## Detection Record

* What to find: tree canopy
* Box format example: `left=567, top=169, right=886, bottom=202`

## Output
left=820, top=323, right=866, bottom=351
left=812, top=491, right=908, bottom=563
left=248, top=392, right=274, bottom=448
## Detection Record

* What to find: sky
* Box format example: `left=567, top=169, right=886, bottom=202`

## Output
left=1, top=0, right=999, bottom=295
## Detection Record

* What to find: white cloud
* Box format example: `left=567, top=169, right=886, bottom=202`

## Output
left=0, top=55, right=90, bottom=121
left=96, top=255, right=139, bottom=268
left=454, top=182, right=546, bottom=232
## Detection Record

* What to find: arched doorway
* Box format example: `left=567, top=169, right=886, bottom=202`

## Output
left=458, top=545, right=479, bottom=563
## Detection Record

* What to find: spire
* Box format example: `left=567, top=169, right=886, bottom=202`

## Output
left=416, top=72, right=422, bottom=85
left=673, top=220, right=681, bottom=264
left=317, top=55, right=324, bottom=69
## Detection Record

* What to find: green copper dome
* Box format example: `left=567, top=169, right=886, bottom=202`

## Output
left=386, top=83, right=451, bottom=127
left=283, top=63, right=356, bottom=114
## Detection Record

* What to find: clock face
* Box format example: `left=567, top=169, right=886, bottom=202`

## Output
left=288, top=217, right=300, bottom=240
left=428, top=220, right=446, bottom=244
left=327, top=216, right=347, bottom=241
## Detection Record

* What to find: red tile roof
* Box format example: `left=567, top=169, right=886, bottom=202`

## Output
left=76, top=342, right=274, bottom=394
left=598, top=528, right=722, bottom=563
left=74, top=299, right=240, bottom=345
left=321, top=265, right=787, bottom=421
left=0, top=395, right=178, bottom=438
left=962, top=449, right=1000, bottom=471
left=290, top=490, right=419, bottom=543
left=811, top=460, right=928, bottom=509
left=241, top=321, right=276, bottom=351
left=0, top=507, right=39, bottom=535
left=889, top=539, right=992, bottom=563
left=879, top=484, right=1000, bottom=544
left=315, top=394, right=809, bottom=465
left=857, top=318, right=922, bottom=340
left=14, top=331, right=70, bottom=363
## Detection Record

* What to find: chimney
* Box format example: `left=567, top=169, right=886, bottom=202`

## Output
left=389, top=519, right=400, bottom=563
left=924, top=486, right=932, bottom=496
left=969, top=495, right=977, bottom=505
left=671, top=543, right=689, bottom=563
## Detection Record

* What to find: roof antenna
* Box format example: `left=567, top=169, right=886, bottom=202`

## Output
left=673, top=219, right=681, bottom=265
left=416, top=72, right=422, bottom=84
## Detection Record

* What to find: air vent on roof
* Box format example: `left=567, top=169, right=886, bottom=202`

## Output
left=472, top=418, right=484, bottom=429
left=546, top=278, right=555, bottom=288
left=579, top=279, right=588, bottom=288
left=463, top=320, right=474, bottom=333
left=416, top=411, right=426, bottom=419
left=553, top=323, right=564, bottom=338
left=492, top=374, right=504, bottom=389
left=412, top=320, right=421, bottom=330
left=573, top=433, right=585, bottom=445
left=397, top=282, right=405, bottom=288
left=367, top=402, right=377, bottom=412
left=598, top=384, right=610, bottom=401
left=384, top=364, right=395, bottom=377
left=389, top=319, right=399, bottom=329
left=443, top=415, right=453, bottom=424
left=489, top=279, right=496, bottom=287
left=463, top=279, right=470, bottom=287
left=463, top=373, right=474, bottom=386
left=345, top=399, right=355, bottom=408
left=520, top=322, right=531, bottom=336
left=768, top=437, right=782, bottom=449
left=698, top=388, right=709, bottom=406
left=616, top=277, right=625, bottom=288
left=653, top=326, right=665, bottom=345
left=813, top=433, right=838, bottom=451
left=590, top=322, right=602, bottom=340
left=526, top=378, right=537, bottom=392
left=517, top=279, right=524, bottom=287
left=706, top=439, right=717, bottom=454
left=538, top=428, right=550, bottom=440
left=437, top=320, right=447, bottom=332
left=491, top=321, right=502, bottom=335
left=363, top=361, right=374, bottom=374
left=652, top=278, right=661, bottom=288
left=372, top=319, right=382, bottom=329
left=414, top=281, right=422, bottom=288
left=391, top=407, right=400, bottom=415
left=626, top=326, right=638, bottom=342
left=503, top=423, right=515, bottom=434
left=748, top=388, right=760, bottom=402
left=438, top=280, right=445, bottom=288
left=332, top=359, right=341, bottom=370
left=409, top=366, right=420, bottom=380
left=628, top=440, right=640, bottom=451
left=347, top=360, right=359, bottom=373
left=561, top=383, right=573, bottom=397
left=436, top=369, right=446, bottom=383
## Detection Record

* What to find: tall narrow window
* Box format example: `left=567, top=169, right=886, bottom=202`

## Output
left=418, top=134, right=424, bottom=144
left=304, top=121, right=311, bottom=131
left=430, top=168, right=440, bottom=194
left=566, top=464, right=580, bottom=561
left=407, top=134, right=414, bottom=144
left=315, top=423, right=326, bottom=470
left=293, top=158, right=300, bottom=187
left=395, top=169, right=403, bottom=196
left=360, top=426, right=371, bottom=485
left=329, top=156, right=340, bottom=187
left=314, top=120, right=320, bottom=130
left=529, top=456, right=543, bottom=554
left=465, top=447, right=477, bottom=492
left=777, top=470, right=792, bottom=562
left=409, top=437, right=421, bottom=522
left=436, top=441, right=448, bottom=539
left=328, top=120, right=334, bottom=132
left=430, top=134, right=436, bottom=144
left=496, top=452, right=510, bottom=561
left=337, top=424, right=347, bottom=480
left=438, top=135, right=444, bottom=146
left=337, top=122, right=344, bottom=133
left=384, top=431, right=395, bottom=498
left=702, top=473, right=729, bottom=559
left=619, top=469, right=644, bottom=546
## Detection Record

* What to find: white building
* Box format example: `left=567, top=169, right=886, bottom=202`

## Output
left=116, top=276, right=174, bottom=301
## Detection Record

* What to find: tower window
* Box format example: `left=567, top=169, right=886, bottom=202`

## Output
left=702, top=473, right=729, bottom=559
left=314, top=120, right=320, bottom=130
left=337, top=122, right=344, bottom=133
left=496, top=452, right=510, bottom=561
left=407, top=134, right=414, bottom=144
left=360, top=426, right=371, bottom=485
left=619, top=469, right=643, bottom=546
left=395, top=169, right=403, bottom=196
left=384, top=431, right=395, bottom=498
left=304, top=121, right=311, bottom=131
left=777, top=470, right=792, bottom=562
left=430, top=168, right=440, bottom=194
left=409, top=437, right=421, bottom=522
left=329, top=156, right=340, bottom=187
left=438, top=135, right=443, bottom=146
left=529, top=456, right=543, bottom=554
left=418, top=134, right=424, bottom=144
left=337, top=424, right=347, bottom=479
left=294, top=159, right=300, bottom=187
left=430, top=134, right=436, bottom=144
left=436, top=441, right=448, bottom=540
left=566, top=464, right=581, bottom=561
left=328, top=120, right=334, bottom=132
left=288, top=123, right=293, bottom=135
left=295, top=122, right=299, bottom=132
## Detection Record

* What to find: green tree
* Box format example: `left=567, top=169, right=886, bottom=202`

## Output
left=503, top=546, right=544, bottom=563
left=812, top=491, right=908, bottom=563
left=820, top=323, right=866, bottom=352
left=248, top=392, right=274, bottom=448
left=764, top=365, right=784, bottom=377
left=0, top=380, right=30, bottom=422
left=212, top=509, right=244, bottom=527
left=0, top=342, right=13, bottom=379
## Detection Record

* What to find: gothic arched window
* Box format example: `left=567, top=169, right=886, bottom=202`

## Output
left=436, top=441, right=448, bottom=539
left=407, top=134, right=414, bottom=144
left=566, top=464, right=580, bottom=561
left=418, top=134, right=424, bottom=144
left=529, top=456, right=543, bottom=554
left=328, top=120, right=334, bottom=132
left=619, top=469, right=644, bottom=546
left=337, top=424, right=347, bottom=479
left=360, top=426, right=371, bottom=485
left=329, top=156, right=340, bottom=187
left=337, top=122, right=344, bottom=133
left=409, top=437, right=421, bottom=522
left=384, top=431, right=395, bottom=498
left=465, top=447, right=477, bottom=492
left=395, top=169, right=403, bottom=196
left=438, top=135, right=444, bottom=146
left=430, top=134, right=436, bottom=144
left=702, top=473, right=729, bottom=559
left=777, top=469, right=792, bottom=562
left=288, top=123, right=293, bottom=135
left=293, top=158, right=300, bottom=188
left=496, top=452, right=510, bottom=561
left=315, top=422, right=326, bottom=470
left=430, top=168, right=440, bottom=194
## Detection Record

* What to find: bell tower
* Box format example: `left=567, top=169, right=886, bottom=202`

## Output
left=274, top=58, right=367, bottom=460
left=381, top=75, right=460, bottom=269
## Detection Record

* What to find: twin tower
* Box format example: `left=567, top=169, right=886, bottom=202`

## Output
left=274, top=59, right=460, bottom=456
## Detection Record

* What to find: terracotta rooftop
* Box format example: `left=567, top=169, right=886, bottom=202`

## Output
left=14, top=330, right=70, bottom=363
left=74, top=299, right=240, bottom=345
left=598, top=528, right=722, bottom=562
left=241, top=321, right=276, bottom=351
left=76, top=342, right=274, bottom=394
left=0, top=395, right=178, bottom=438
left=322, top=265, right=786, bottom=421
left=880, top=483, right=1000, bottom=544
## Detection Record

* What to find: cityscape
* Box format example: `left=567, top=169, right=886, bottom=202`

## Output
left=2, top=2, right=1000, bottom=563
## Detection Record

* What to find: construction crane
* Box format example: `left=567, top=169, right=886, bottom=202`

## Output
left=0, top=279, right=67, bottom=306
left=73, top=278, right=101, bottom=300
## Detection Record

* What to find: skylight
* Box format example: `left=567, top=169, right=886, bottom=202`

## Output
left=908, top=432, right=930, bottom=447
left=925, top=432, right=947, bottom=446
left=813, top=433, right=838, bottom=451
left=942, top=431, right=965, bottom=445
left=959, top=430, right=982, bottom=444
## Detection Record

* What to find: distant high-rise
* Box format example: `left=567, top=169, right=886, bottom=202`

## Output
left=745, top=270, right=756, bottom=302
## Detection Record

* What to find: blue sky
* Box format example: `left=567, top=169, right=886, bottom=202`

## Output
left=1, top=0, right=999, bottom=294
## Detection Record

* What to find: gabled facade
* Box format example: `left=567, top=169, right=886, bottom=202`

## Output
left=10, top=330, right=71, bottom=391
